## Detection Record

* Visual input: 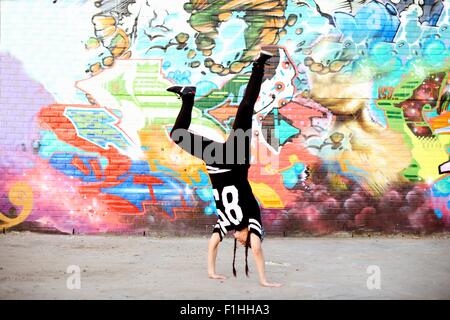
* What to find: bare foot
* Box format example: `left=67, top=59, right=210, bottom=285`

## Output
left=260, top=280, right=283, bottom=288
left=208, top=274, right=227, bottom=280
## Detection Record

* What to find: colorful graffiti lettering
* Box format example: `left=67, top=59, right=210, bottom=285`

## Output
left=0, top=0, right=448, bottom=234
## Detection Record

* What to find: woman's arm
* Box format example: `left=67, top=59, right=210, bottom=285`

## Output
left=208, top=232, right=226, bottom=280
left=250, top=233, right=282, bottom=287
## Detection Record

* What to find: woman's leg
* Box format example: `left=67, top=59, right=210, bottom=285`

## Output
left=170, top=88, right=196, bottom=140
left=168, top=86, right=225, bottom=163
left=231, top=55, right=269, bottom=133
left=225, top=52, right=272, bottom=165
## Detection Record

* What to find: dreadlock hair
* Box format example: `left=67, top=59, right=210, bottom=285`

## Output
left=245, top=231, right=251, bottom=277
left=232, top=238, right=237, bottom=277
left=232, top=230, right=252, bottom=277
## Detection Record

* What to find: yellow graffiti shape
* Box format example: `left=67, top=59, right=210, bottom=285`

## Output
left=0, top=182, right=33, bottom=229
left=405, top=124, right=450, bottom=181
left=249, top=181, right=284, bottom=208
left=87, top=15, right=132, bottom=74
left=307, top=71, right=413, bottom=194
left=336, top=121, right=412, bottom=195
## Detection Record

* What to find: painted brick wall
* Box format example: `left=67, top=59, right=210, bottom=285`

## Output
left=0, top=0, right=449, bottom=235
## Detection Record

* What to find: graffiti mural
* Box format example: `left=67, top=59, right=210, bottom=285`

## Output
left=0, top=0, right=448, bottom=234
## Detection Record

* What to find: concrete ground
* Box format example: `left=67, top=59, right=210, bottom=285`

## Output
left=0, top=232, right=449, bottom=300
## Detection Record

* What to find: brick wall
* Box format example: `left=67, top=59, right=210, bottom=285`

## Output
left=0, top=0, right=449, bottom=235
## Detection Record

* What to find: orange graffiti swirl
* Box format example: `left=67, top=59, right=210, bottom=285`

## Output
left=0, top=182, right=33, bottom=229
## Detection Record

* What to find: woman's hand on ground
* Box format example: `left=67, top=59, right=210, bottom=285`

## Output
left=208, top=273, right=227, bottom=280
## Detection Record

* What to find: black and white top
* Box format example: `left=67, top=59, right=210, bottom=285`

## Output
left=206, top=164, right=264, bottom=241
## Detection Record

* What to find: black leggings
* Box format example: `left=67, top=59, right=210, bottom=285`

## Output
left=170, top=63, right=265, bottom=165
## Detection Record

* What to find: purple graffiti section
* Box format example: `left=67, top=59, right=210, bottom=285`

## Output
left=0, top=53, right=56, bottom=213
left=1, top=53, right=54, bottom=165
